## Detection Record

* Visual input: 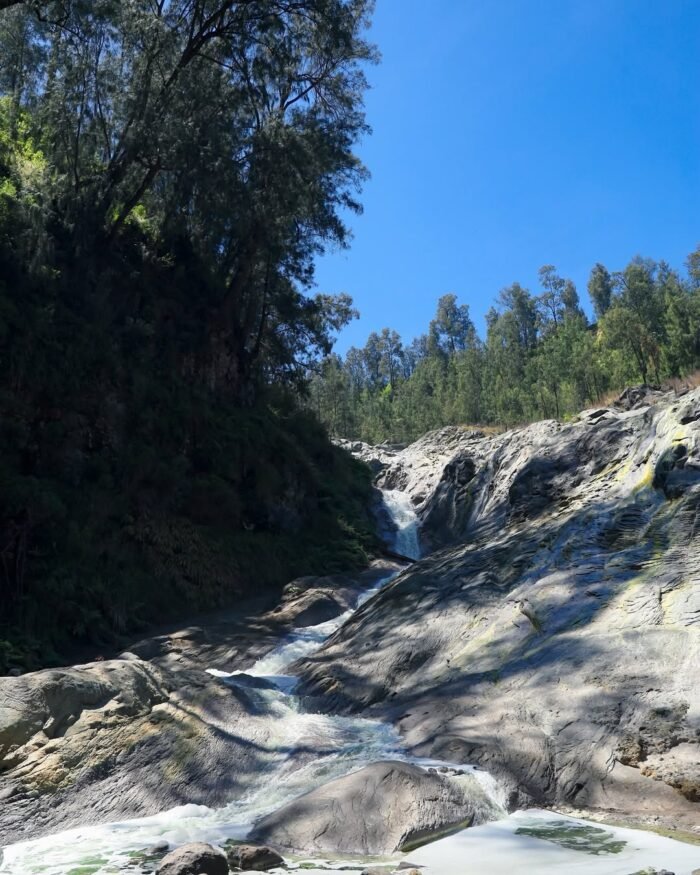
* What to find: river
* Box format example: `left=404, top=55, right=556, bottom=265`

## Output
left=1, top=490, right=698, bottom=874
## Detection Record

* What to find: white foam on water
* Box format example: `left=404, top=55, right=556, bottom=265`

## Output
left=405, top=809, right=700, bottom=875
left=381, top=489, right=421, bottom=559
left=0, top=491, right=423, bottom=874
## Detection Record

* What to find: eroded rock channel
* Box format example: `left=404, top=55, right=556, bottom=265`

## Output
left=2, top=386, right=700, bottom=874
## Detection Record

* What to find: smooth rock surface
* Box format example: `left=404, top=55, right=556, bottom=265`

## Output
left=251, top=760, right=482, bottom=854
left=0, top=562, right=398, bottom=845
left=299, top=387, right=700, bottom=832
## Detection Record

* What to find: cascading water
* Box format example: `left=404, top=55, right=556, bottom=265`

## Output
left=3, top=489, right=699, bottom=875
left=380, top=489, right=421, bottom=560
left=0, top=490, right=431, bottom=874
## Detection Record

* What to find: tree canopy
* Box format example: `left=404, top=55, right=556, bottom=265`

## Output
left=0, top=0, right=378, bottom=670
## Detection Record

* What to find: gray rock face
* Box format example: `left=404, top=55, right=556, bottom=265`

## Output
left=0, top=658, right=168, bottom=763
left=0, top=562, right=398, bottom=845
left=251, top=760, right=484, bottom=855
left=157, top=842, right=228, bottom=875
left=334, top=439, right=399, bottom=476
left=300, top=388, right=700, bottom=831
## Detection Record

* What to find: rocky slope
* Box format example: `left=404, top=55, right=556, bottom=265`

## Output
left=0, top=563, right=398, bottom=845
left=298, top=386, right=700, bottom=832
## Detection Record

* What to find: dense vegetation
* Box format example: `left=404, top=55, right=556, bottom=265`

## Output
left=0, top=0, right=379, bottom=671
left=310, top=255, right=700, bottom=443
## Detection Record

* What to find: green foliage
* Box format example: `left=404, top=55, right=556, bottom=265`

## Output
left=0, top=1, right=378, bottom=672
left=311, top=253, right=700, bottom=443
left=0, top=198, right=378, bottom=668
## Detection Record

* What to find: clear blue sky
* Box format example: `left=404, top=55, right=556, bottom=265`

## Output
left=314, top=0, right=700, bottom=354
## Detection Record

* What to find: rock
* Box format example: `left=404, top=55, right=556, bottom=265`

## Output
left=0, top=557, right=400, bottom=849
left=297, top=387, right=700, bottom=834
left=652, top=443, right=700, bottom=498
left=283, top=591, right=347, bottom=627
left=148, top=840, right=170, bottom=855
left=578, top=407, right=612, bottom=422
left=281, top=576, right=319, bottom=599
left=4, top=386, right=700, bottom=854
left=614, top=384, right=667, bottom=410
left=268, top=563, right=398, bottom=629
left=226, top=844, right=285, bottom=871
left=335, top=438, right=397, bottom=476
left=156, top=842, right=228, bottom=875
left=0, top=659, right=168, bottom=763
left=251, top=760, right=480, bottom=855
left=220, top=672, right=279, bottom=691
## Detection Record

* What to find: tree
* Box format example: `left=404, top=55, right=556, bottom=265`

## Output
left=0, top=0, right=380, bottom=663
left=562, top=279, right=584, bottom=320
left=588, top=263, right=613, bottom=319
left=0, top=0, right=377, bottom=401
left=400, top=335, right=427, bottom=378
left=363, top=331, right=383, bottom=387
left=687, top=243, right=700, bottom=290
left=661, top=271, right=699, bottom=377
left=537, top=265, right=567, bottom=329
left=612, top=257, right=664, bottom=383
left=312, top=252, right=700, bottom=444
left=498, top=283, right=538, bottom=351
left=378, top=327, right=402, bottom=389
left=429, top=293, right=476, bottom=354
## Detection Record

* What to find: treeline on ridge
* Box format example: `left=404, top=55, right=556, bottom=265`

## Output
left=310, top=255, right=700, bottom=443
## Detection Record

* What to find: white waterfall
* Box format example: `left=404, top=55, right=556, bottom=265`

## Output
left=381, top=488, right=421, bottom=559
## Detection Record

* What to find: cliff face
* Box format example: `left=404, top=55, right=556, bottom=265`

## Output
left=299, top=387, right=700, bottom=830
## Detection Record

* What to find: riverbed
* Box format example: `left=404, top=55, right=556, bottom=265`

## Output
left=1, top=490, right=698, bottom=874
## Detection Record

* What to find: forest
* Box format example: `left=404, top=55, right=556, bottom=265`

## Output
left=310, top=254, right=700, bottom=443
left=0, top=0, right=378, bottom=670
left=1, top=0, right=698, bottom=673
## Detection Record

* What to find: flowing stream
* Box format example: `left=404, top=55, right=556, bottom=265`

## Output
left=2, top=490, right=699, bottom=874
left=0, top=490, right=433, bottom=874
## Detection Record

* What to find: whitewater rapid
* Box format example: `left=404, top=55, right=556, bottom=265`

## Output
left=2, top=489, right=699, bottom=874
left=0, top=491, right=430, bottom=874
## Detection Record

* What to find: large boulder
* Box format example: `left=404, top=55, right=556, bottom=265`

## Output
left=0, top=659, right=168, bottom=763
left=266, top=563, right=398, bottom=628
left=157, top=842, right=228, bottom=875
left=251, top=760, right=479, bottom=855
left=0, top=653, right=276, bottom=846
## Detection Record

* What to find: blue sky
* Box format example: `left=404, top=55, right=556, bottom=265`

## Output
left=314, top=0, right=700, bottom=354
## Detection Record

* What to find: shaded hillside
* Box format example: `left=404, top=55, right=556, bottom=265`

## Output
left=0, top=0, right=377, bottom=671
